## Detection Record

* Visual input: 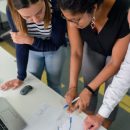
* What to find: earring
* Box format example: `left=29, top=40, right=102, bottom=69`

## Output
left=90, top=16, right=96, bottom=30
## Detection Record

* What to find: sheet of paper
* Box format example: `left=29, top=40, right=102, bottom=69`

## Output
left=23, top=104, right=84, bottom=130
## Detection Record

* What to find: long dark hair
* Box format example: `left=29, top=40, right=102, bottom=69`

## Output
left=58, top=0, right=104, bottom=14
left=8, top=0, right=51, bottom=33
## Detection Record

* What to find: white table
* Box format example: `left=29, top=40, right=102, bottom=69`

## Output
left=0, top=47, right=106, bottom=130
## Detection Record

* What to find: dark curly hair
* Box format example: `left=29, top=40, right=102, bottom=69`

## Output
left=58, top=0, right=104, bottom=14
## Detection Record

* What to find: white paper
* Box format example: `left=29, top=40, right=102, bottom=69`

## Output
left=24, top=104, right=84, bottom=130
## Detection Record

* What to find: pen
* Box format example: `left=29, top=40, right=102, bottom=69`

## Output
left=63, top=97, right=80, bottom=109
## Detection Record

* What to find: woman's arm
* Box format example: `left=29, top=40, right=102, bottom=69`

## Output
left=68, top=22, right=83, bottom=89
left=6, top=6, right=30, bottom=81
left=65, top=22, right=84, bottom=108
left=0, top=7, right=30, bottom=90
left=73, top=34, right=130, bottom=113
left=88, top=34, right=130, bottom=91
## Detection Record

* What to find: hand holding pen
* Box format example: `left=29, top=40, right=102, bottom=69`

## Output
left=64, top=87, right=78, bottom=112
left=64, top=97, right=80, bottom=109
left=64, top=87, right=93, bottom=113
left=64, top=97, right=80, bottom=113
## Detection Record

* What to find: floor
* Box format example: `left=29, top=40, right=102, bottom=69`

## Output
left=0, top=39, right=130, bottom=130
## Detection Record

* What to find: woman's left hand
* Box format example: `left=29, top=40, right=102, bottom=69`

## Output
left=74, top=88, right=92, bottom=112
left=10, top=32, right=34, bottom=45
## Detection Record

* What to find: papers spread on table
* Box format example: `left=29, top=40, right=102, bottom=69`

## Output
left=23, top=104, right=84, bottom=130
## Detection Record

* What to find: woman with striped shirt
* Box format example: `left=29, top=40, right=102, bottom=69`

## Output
left=0, top=0, right=67, bottom=94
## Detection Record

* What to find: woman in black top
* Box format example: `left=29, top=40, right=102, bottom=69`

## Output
left=58, top=0, right=130, bottom=129
left=84, top=9, right=130, bottom=130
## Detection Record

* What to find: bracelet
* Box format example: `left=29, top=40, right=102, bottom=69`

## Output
left=69, top=87, right=77, bottom=90
left=85, top=85, right=95, bottom=95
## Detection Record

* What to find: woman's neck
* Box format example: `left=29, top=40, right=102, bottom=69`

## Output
left=93, top=0, right=116, bottom=33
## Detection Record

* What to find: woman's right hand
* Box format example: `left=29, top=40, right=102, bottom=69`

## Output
left=10, top=32, right=34, bottom=45
left=0, top=79, right=23, bottom=91
left=65, top=87, right=78, bottom=112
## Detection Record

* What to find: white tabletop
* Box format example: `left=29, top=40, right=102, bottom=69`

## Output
left=0, top=47, right=106, bottom=130
left=0, top=47, right=66, bottom=122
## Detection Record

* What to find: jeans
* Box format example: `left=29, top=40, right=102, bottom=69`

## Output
left=27, top=46, right=67, bottom=94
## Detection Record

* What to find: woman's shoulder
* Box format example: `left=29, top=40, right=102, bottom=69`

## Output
left=50, top=0, right=61, bottom=11
left=108, top=0, right=129, bottom=18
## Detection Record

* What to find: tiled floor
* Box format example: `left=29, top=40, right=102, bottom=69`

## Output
left=0, top=41, right=130, bottom=130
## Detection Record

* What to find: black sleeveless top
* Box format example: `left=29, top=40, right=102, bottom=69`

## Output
left=80, top=0, right=130, bottom=56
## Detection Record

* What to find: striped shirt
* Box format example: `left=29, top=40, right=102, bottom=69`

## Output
left=27, top=22, right=52, bottom=39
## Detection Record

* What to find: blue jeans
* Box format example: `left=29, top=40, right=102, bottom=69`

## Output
left=27, top=46, right=67, bottom=94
